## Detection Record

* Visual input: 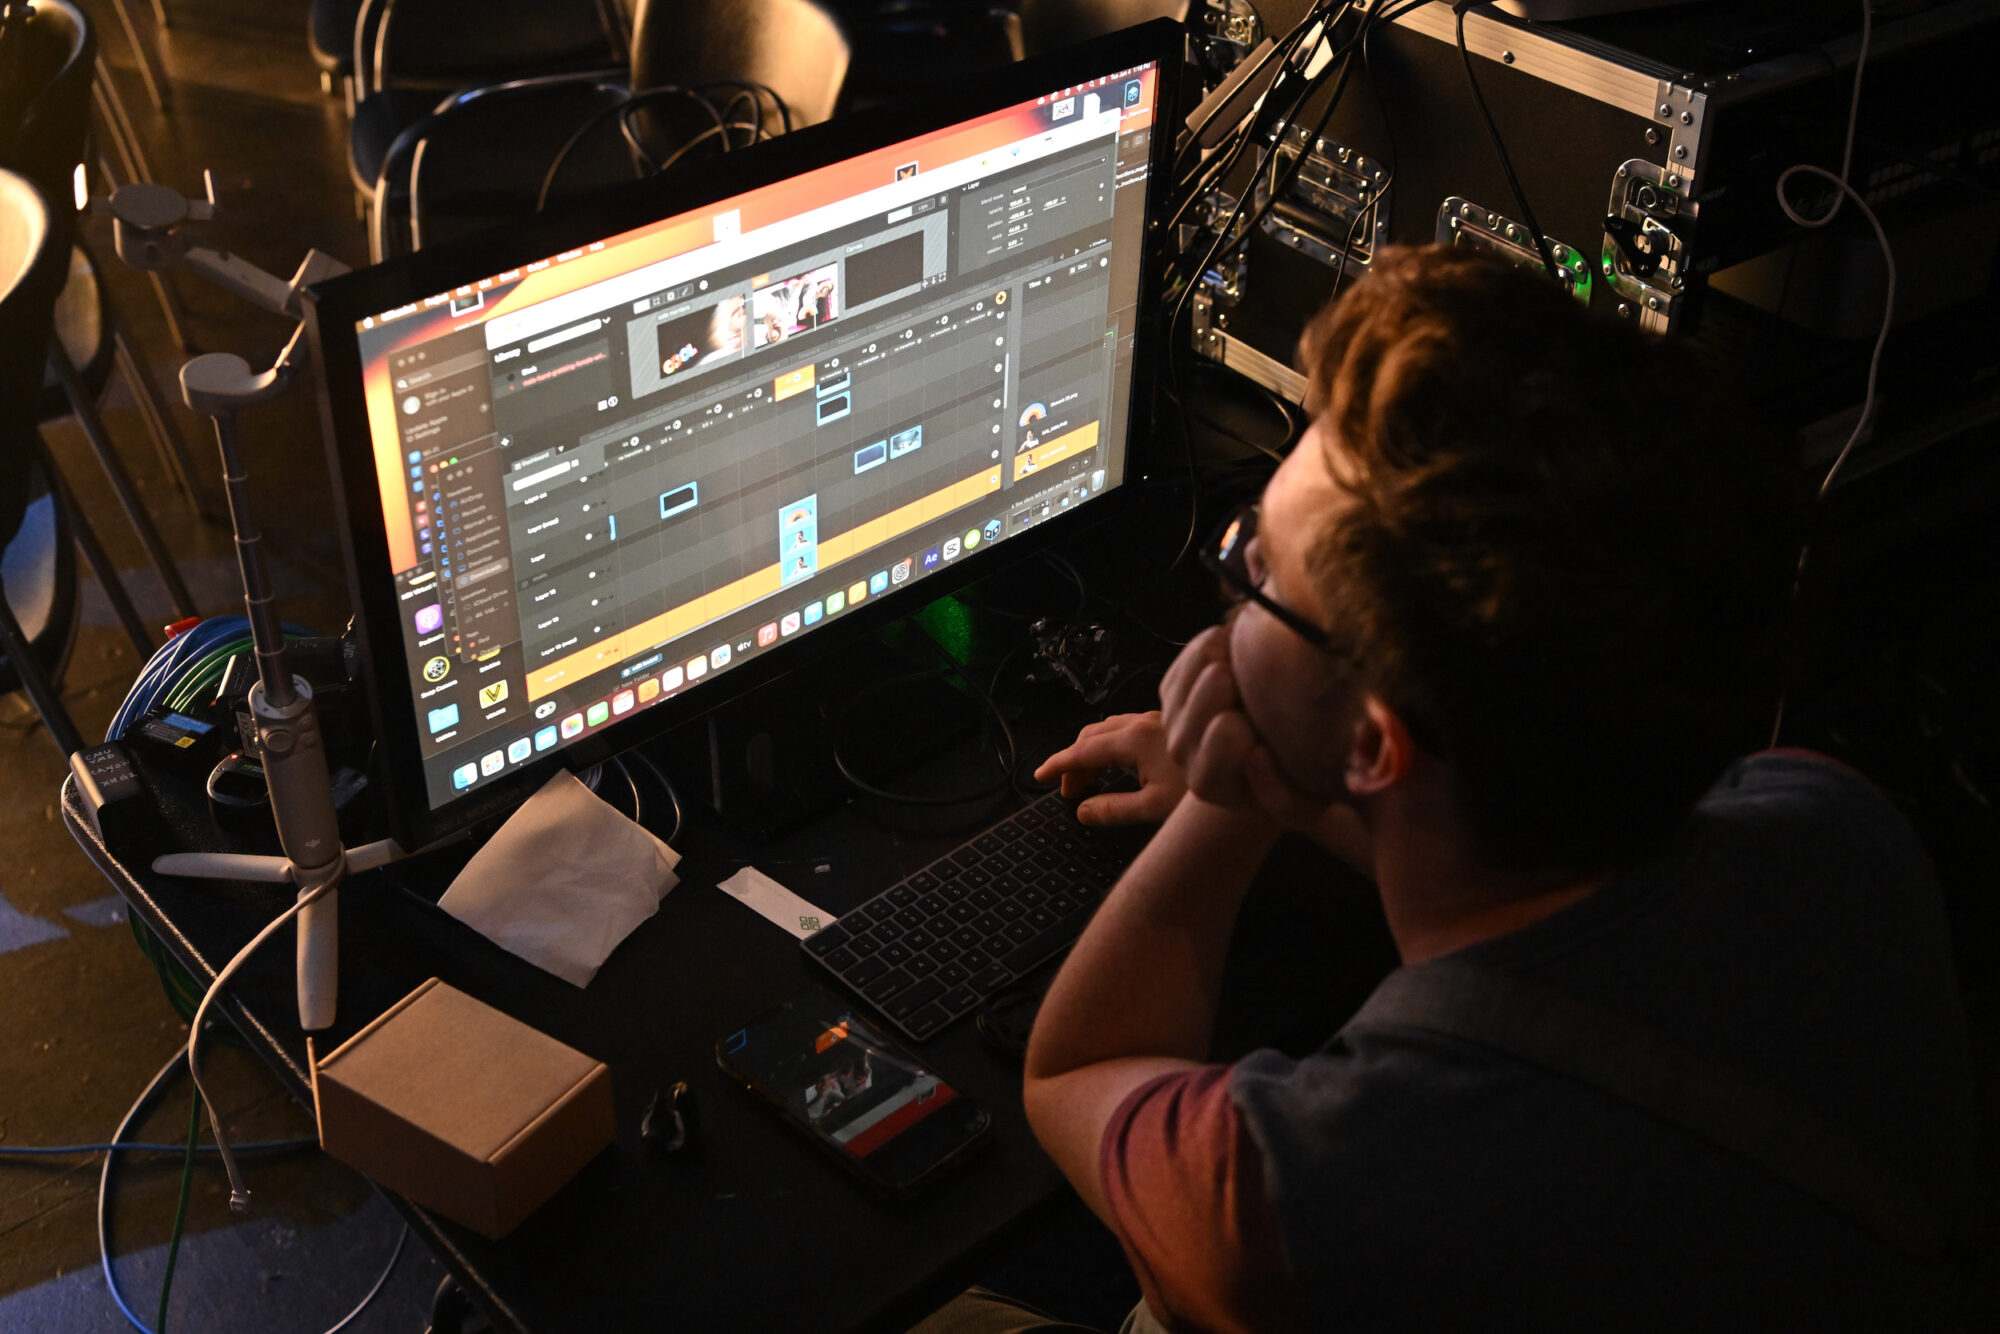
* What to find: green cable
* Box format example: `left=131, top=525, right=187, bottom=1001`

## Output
left=157, top=1083, right=201, bottom=1332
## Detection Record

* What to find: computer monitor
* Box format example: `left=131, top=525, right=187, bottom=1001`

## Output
left=307, top=22, right=1182, bottom=851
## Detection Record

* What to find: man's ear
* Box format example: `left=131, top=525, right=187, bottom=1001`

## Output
left=1344, top=695, right=1413, bottom=797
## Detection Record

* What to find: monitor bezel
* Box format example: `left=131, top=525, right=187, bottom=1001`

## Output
left=305, top=20, right=1185, bottom=852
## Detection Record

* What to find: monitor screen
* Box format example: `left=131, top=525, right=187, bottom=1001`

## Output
left=309, top=26, right=1177, bottom=843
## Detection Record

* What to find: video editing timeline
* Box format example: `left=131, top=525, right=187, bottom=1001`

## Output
left=364, top=68, right=1159, bottom=808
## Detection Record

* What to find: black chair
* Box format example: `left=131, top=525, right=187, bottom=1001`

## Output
left=309, top=0, right=365, bottom=97
left=1018, top=0, right=1187, bottom=56
left=368, top=0, right=851, bottom=261
left=2, top=168, right=85, bottom=757
left=1, top=0, right=197, bottom=625
left=628, top=0, right=850, bottom=131
left=833, top=1, right=1023, bottom=113
left=371, top=74, right=635, bottom=260
left=346, top=0, right=630, bottom=202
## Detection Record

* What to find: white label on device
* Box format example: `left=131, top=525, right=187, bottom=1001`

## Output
left=717, top=867, right=836, bottom=939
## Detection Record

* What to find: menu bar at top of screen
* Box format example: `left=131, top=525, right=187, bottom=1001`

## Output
left=357, top=64, right=1155, bottom=335
left=480, top=106, right=1124, bottom=353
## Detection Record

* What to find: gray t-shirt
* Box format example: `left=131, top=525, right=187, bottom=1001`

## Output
left=1231, top=754, right=1977, bottom=1330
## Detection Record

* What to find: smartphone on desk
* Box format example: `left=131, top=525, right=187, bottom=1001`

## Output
left=717, top=989, right=992, bottom=1200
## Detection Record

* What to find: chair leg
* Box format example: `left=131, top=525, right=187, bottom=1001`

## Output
left=91, top=72, right=194, bottom=354
left=151, top=0, right=173, bottom=29
left=107, top=0, right=174, bottom=112
left=35, top=431, right=156, bottom=660
left=111, top=317, right=210, bottom=519
left=0, top=589, right=85, bottom=758
left=46, top=341, right=199, bottom=621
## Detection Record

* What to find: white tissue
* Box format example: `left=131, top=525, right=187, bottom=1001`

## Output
left=438, top=769, right=679, bottom=986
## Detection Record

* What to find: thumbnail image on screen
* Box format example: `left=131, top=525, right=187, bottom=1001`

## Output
left=752, top=263, right=839, bottom=348
left=656, top=295, right=746, bottom=377
left=349, top=61, right=1162, bottom=812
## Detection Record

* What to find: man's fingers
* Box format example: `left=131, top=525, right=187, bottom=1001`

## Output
left=1165, top=660, right=1239, bottom=769
left=1076, top=787, right=1181, bottom=827
left=1159, top=626, right=1227, bottom=719
left=1183, top=710, right=1258, bottom=806
left=1034, top=728, right=1148, bottom=782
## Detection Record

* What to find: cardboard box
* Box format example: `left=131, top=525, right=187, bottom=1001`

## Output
left=314, top=978, right=614, bottom=1238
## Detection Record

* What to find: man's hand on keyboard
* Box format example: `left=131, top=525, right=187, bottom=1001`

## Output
left=1033, top=711, right=1187, bottom=826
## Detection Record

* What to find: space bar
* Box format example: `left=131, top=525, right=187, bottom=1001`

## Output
left=997, top=910, right=1093, bottom=975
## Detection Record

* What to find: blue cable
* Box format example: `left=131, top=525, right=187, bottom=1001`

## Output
left=107, top=616, right=314, bottom=741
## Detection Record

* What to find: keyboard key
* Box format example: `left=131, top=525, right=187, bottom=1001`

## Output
left=888, top=885, right=919, bottom=907
left=1017, top=885, right=1049, bottom=908
left=1015, top=806, right=1050, bottom=831
left=847, top=957, right=889, bottom=987
left=992, top=871, right=1026, bottom=895
left=824, top=946, right=858, bottom=971
left=955, top=845, right=986, bottom=867
left=961, top=866, right=994, bottom=889
left=848, top=932, right=882, bottom=957
left=928, top=939, right=961, bottom=962
left=853, top=902, right=892, bottom=926
left=909, top=871, right=942, bottom=894
left=996, top=900, right=1025, bottom=922
left=905, top=954, right=939, bottom=980
left=916, top=893, right=947, bottom=916
left=864, top=968, right=914, bottom=1002
left=1056, top=837, right=1086, bottom=859
left=894, top=906, right=926, bottom=930
left=880, top=943, right=912, bottom=967
left=950, top=926, right=983, bottom=950
left=932, top=852, right=965, bottom=874
left=803, top=924, right=849, bottom=956
left=1002, top=919, right=1037, bottom=945
left=1024, top=829, right=1055, bottom=851
left=994, top=818, right=1025, bottom=838
left=970, top=964, right=1014, bottom=993
left=905, top=927, right=937, bottom=951
left=1033, top=849, right=1064, bottom=871
left=938, top=963, right=970, bottom=987
left=972, top=911, right=1005, bottom=936
left=970, top=887, right=1001, bottom=910
left=1025, top=906, right=1056, bottom=931
left=960, top=947, right=994, bottom=972
left=903, top=1004, right=950, bottom=1039
left=946, top=902, right=977, bottom=924
left=872, top=918, right=906, bottom=942
left=973, top=833, right=1005, bottom=856
left=1050, top=892, right=1080, bottom=916
left=939, top=880, right=970, bottom=902
left=941, top=985, right=980, bottom=1013
left=886, top=978, right=944, bottom=1019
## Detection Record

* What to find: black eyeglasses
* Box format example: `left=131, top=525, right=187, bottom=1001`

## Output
left=1200, top=503, right=1334, bottom=649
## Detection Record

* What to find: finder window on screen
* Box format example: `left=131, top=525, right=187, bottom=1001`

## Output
left=352, top=70, right=1161, bottom=809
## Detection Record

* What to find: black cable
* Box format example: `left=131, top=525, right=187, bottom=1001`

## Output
left=537, top=86, right=734, bottom=211
left=628, top=748, right=686, bottom=846
left=1160, top=0, right=1416, bottom=569
left=1453, top=2, right=1562, bottom=284
left=829, top=666, right=1018, bottom=807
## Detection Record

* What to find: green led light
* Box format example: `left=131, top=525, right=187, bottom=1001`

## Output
left=916, top=595, right=976, bottom=663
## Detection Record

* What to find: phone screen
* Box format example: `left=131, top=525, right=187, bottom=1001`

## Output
left=719, top=991, right=991, bottom=1196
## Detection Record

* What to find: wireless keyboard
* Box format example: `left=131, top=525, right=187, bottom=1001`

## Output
left=801, top=788, right=1138, bottom=1041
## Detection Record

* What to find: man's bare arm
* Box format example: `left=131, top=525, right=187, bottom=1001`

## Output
left=1022, top=795, right=1280, bottom=1218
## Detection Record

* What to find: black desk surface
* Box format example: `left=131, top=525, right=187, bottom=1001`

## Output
left=61, top=511, right=1398, bottom=1334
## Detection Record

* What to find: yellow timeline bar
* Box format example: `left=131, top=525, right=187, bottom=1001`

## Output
left=1011, top=421, right=1099, bottom=482
left=528, top=462, right=1004, bottom=699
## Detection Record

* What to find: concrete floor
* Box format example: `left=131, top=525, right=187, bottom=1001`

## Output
left=1, top=3, right=442, bottom=1329
left=3, top=3, right=1997, bottom=1331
